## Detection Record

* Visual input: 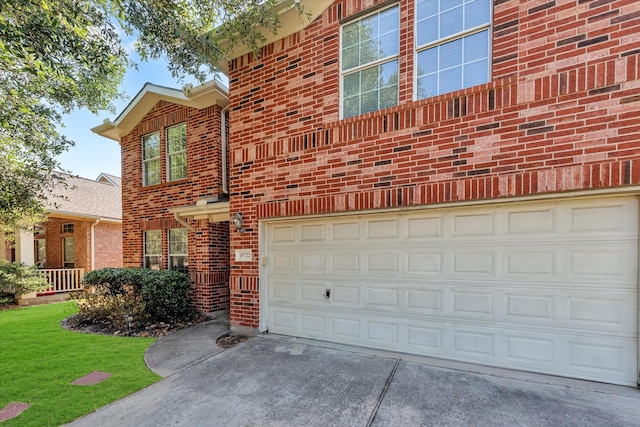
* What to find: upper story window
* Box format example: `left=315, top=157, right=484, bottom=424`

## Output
left=144, top=230, right=162, bottom=270
left=415, top=0, right=491, bottom=100
left=142, top=132, right=161, bottom=186
left=62, top=223, right=74, bottom=234
left=167, top=123, right=187, bottom=181
left=341, top=5, right=399, bottom=119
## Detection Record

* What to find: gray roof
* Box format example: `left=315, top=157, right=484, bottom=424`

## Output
left=45, top=173, right=122, bottom=221
left=96, top=173, right=122, bottom=187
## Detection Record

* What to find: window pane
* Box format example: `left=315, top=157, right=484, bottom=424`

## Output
left=466, top=0, right=491, bottom=29
left=440, top=65, right=462, bottom=93
left=342, top=60, right=398, bottom=119
left=464, top=58, right=488, bottom=87
left=379, top=85, right=398, bottom=110
left=143, top=133, right=160, bottom=159
left=341, top=5, right=399, bottom=72
left=417, top=16, right=438, bottom=46
left=169, top=228, right=187, bottom=255
left=169, top=152, right=187, bottom=181
left=464, top=30, right=489, bottom=62
left=417, top=74, right=438, bottom=99
left=342, top=45, right=359, bottom=70
left=144, top=230, right=161, bottom=255
left=440, top=38, right=463, bottom=70
left=144, top=159, right=160, bottom=185
left=361, top=66, right=379, bottom=92
left=344, top=73, right=360, bottom=97
left=361, top=91, right=378, bottom=114
left=440, top=5, right=463, bottom=38
left=63, top=238, right=74, bottom=264
left=344, top=95, right=360, bottom=118
left=416, top=0, right=438, bottom=20
left=167, top=124, right=186, bottom=154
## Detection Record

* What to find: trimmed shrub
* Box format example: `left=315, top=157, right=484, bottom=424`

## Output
left=80, top=268, right=197, bottom=329
left=0, top=261, right=48, bottom=299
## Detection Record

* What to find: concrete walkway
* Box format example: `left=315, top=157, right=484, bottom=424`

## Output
left=144, top=318, right=230, bottom=377
left=67, top=330, right=640, bottom=427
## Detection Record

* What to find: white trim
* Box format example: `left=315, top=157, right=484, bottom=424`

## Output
left=91, top=81, right=228, bottom=142
left=259, top=220, right=269, bottom=332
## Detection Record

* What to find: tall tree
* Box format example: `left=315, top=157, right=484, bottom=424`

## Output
left=0, top=0, right=296, bottom=228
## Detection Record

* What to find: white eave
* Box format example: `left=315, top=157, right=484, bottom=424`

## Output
left=91, top=80, right=229, bottom=142
left=218, top=0, right=334, bottom=74
left=168, top=201, right=230, bottom=223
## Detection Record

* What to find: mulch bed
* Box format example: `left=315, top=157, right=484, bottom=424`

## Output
left=61, top=313, right=209, bottom=338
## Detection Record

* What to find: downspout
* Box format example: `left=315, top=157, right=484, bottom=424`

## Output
left=221, top=106, right=229, bottom=195
left=90, top=219, right=100, bottom=271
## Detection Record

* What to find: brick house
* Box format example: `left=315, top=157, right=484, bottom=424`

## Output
left=1, top=173, right=123, bottom=297
left=223, top=0, right=640, bottom=386
left=95, top=0, right=640, bottom=386
left=92, top=82, right=231, bottom=313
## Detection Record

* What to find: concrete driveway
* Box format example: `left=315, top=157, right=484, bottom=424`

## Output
left=67, top=335, right=640, bottom=427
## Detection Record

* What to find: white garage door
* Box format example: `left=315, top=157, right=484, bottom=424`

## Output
left=264, top=197, right=638, bottom=385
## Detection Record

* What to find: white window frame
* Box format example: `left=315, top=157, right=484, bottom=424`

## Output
left=143, top=230, right=162, bottom=270
left=142, top=131, right=161, bottom=186
left=414, top=0, right=492, bottom=101
left=168, top=228, right=188, bottom=273
left=340, top=3, right=400, bottom=119
left=167, top=123, right=187, bottom=181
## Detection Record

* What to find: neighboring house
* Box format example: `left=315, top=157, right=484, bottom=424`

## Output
left=92, top=82, right=230, bottom=313
left=94, top=0, right=640, bottom=386
left=0, top=173, right=123, bottom=296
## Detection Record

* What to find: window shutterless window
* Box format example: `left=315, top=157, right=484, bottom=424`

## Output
left=34, top=239, right=46, bottom=268
left=62, top=223, right=74, bottom=234
left=341, top=4, right=400, bottom=119
left=168, top=228, right=188, bottom=273
left=144, top=230, right=162, bottom=270
left=415, top=0, right=491, bottom=100
left=142, top=132, right=161, bottom=186
left=167, top=123, right=187, bottom=181
left=63, top=237, right=74, bottom=268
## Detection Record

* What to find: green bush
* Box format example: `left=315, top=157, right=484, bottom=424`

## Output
left=80, top=268, right=197, bottom=329
left=0, top=261, right=48, bottom=298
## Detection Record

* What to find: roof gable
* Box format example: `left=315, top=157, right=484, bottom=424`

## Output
left=92, top=81, right=228, bottom=142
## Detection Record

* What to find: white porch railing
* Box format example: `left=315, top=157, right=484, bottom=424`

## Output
left=38, top=268, right=85, bottom=293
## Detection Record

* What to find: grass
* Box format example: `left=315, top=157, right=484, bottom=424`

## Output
left=0, top=301, right=160, bottom=426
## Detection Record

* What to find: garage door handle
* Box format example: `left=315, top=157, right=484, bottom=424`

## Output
left=325, top=289, right=330, bottom=299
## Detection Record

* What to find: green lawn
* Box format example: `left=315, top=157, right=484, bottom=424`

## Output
left=0, top=301, right=160, bottom=426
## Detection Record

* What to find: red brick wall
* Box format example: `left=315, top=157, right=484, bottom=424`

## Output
left=227, top=0, right=640, bottom=328
left=120, top=100, right=230, bottom=313
left=94, top=221, right=123, bottom=269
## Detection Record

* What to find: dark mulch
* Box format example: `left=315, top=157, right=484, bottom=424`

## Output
left=215, top=333, right=251, bottom=349
left=61, top=313, right=209, bottom=338
left=0, top=303, right=19, bottom=311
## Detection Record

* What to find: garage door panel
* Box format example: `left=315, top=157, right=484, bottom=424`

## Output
left=265, top=197, right=638, bottom=385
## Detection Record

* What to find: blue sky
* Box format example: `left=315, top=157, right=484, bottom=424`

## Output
left=56, top=54, right=187, bottom=180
